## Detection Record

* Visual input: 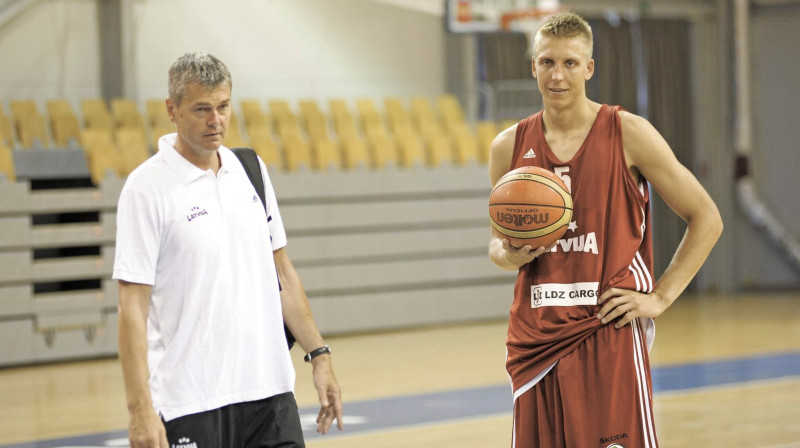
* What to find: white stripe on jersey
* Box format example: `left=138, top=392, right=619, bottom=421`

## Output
left=631, top=318, right=659, bottom=446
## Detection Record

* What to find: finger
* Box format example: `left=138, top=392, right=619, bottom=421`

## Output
left=597, top=288, right=620, bottom=304
left=333, top=395, right=344, bottom=430
left=601, top=302, right=632, bottom=325
left=615, top=310, right=635, bottom=329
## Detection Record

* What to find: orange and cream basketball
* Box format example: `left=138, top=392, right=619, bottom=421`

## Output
left=489, top=166, right=573, bottom=248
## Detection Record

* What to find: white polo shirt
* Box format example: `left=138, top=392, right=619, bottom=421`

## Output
left=113, top=134, right=294, bottom=421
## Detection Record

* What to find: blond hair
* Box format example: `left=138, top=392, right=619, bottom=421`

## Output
left=532, top=12, right=593, bottom=61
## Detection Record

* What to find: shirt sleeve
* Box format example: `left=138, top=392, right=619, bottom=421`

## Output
left=259, top=157, right=287, bottom=251
left=112, top=180, right=161, bottom=285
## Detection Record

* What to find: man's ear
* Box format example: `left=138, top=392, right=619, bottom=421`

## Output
left=166, top=98, right=177, bottom=124
left=585, top=58, right=595, bottom=81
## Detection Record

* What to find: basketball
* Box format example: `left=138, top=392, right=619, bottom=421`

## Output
left=489, top=166, right=573, bottom=249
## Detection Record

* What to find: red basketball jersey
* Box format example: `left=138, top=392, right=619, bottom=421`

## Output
left=505, top=105, right=654, bottom=391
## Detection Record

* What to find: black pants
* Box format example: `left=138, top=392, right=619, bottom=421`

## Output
left=163, top=392, right=305, bottom=448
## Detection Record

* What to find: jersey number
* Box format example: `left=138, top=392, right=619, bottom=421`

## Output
left=554, top=166, right=572, bottom=192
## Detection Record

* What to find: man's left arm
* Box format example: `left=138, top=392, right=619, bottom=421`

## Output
left=274, top=247, right=344, bottom=434
left=597, top=112, right=723, bottom=328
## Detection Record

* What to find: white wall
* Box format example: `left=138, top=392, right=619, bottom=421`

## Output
left=0, top=0, right=101, bottom=107
left=0, top=0, right=446, bottom=110
left=129, top=0, right=446, bottom=107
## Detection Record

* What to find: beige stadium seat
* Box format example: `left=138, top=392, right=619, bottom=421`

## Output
left=475, top=121, right=499, bottom=163
left=356, top=98, right=384, bottom=135
left=269, top=100, right=301, bottom=137
left=115, top=127, right=151, bottom=175
left=365, top=127, right=397, bottom=169
left=410, top=96, right=442, bottom=137
left=281, top=131, right=312, bottom=172
left=423, top=130, right=453, bottom=167
left=329, top=99, right=359, bottom=140
left=248, top=125, right=282, bottom=169
left=311, top=137, right=341, bottom=171
left=47, top=101, right=81, bottom=147
left=82, top=99, right=114, bottom=131
left=81, top=128, right=121, bottom=184
left=340, top=133, right=370, bottom=170
left=0, top=106, right=15, bottom=147
left=111, top=98, right=146, bottom=130
left=241, top=100, right=272, bottom=132
left=298, top=100, right=329, bottom=141
left=450, top=124, right=480, bottom=165
left=150, top=124, right=175, bottom=151
left=223, top=113, right=246, bottom=148
left=384, top=97, right=416, bottom=137
left=10, top=100, right=48, bottom=148
left=394, top=131, right=426, bottom=168
left=0, top=141, right=15, bottom=182
left=145, top=99, right=171, bottom=128
left=437, top=94, right=467, bottom=133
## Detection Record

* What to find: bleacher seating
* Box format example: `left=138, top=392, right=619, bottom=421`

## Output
left=82, top=99, right=114, bottom=131
left=0, top=106, right=14, bottom=147
left=0, top=141, right=15, bottom=181
left=47, top=100, right=81, bottom=147
left=11, top=100, right=49, bottom=148
left=0, top=94, right=518, bottom=367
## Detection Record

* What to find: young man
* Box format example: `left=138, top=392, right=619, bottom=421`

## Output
left=114, top=53, right=343, bottom=448
left=488, top=13, right=722, bottom=447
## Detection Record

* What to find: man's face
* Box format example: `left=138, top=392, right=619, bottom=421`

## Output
left=532, top=35, right=594, bottom=105
left=167, top=82, right=231, bottom=159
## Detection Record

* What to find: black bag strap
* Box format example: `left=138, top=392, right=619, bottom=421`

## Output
left=231, top=147, right=296, bottom=350
left=231, top=147, right=266, bottom=209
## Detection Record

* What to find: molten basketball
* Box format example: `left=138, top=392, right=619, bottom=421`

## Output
left=490, top=166, right=573, bottom=249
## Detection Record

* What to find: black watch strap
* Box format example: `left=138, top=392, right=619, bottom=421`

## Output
left=304, top=345, right=331, bottom=363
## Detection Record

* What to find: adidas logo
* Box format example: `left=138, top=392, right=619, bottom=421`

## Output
left=252, top=194, right=259, bottom=202
left=523, top=148, right=536, bottom=159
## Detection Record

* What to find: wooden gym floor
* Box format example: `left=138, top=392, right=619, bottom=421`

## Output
left=1, top=292, right=799, bottom=447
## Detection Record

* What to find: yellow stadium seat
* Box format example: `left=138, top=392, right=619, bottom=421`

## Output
left=476, top=121, right=499, bottom=163
left=150, top=124, right=175, bottom=151
left=223, top=113, right=246, bottom=148
left=11, top=101, right=48, bottom=148
left=81, top=128, right=121, bottom=184
left=365, top=127, right=397, bottom=169
left=281, top=132, right=312, bottom=172
left=111, top=98, right=146, bottom=129
left=248, top=125, right=282, bottom=169
left=329, top=100, right=359, bottom=140
left=298, top=100, right=330, bottom=141
left=146, top=99, right=171, bottom=128
left=115, top=127, right=151, bottom=175
left=395, top=131, right=426, bottom=168
left=0, top=141, right=16, bottom=182
left=311, top=137, right=341, bottom=171
left=82, top=99, right=114, bottom=131
left=423, top=130, right=453, bottom=167
left=340, top=133, right=370, bottom=170
left=356, top=98, right=385, bottom=135
left=437, top=94, right=467, bottom=133
left=0, top=107, right=15, bottom=147
left=269, top=100, right=301, bottom=137
left=47, top=100, right=82, bottom=147
left=450, top=125, right=480, bottom=165
left=410, top=96, right=442, bottom=136
left=384, top=98, right=415, bottom=136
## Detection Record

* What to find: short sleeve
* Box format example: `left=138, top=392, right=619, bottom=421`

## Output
left=259, top=157, right=287, bottom=250
left=112, top=181, right=162, bottom=285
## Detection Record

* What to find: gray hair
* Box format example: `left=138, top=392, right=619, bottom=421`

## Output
left=168, top=52, right=232, bottom=105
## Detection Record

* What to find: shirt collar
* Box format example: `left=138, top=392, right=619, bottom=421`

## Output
left=158, top=133, right=242, bottom=184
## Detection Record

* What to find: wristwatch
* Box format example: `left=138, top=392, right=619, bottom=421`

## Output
left=304, top=345, right=332, bottom=363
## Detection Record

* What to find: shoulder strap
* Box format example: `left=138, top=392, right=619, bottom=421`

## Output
left=231, top=147, right=266, bottom=210
left=229, top=147, right=296, bottom=350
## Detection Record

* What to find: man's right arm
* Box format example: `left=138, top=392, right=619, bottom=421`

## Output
left=118, top=280, right=168, bottom=448
left=487, top=124, right=547, bottom=270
